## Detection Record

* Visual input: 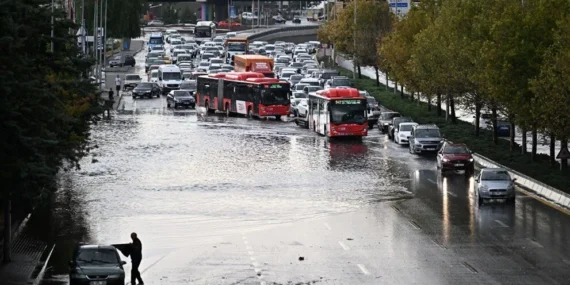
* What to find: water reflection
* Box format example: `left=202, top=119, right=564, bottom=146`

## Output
left=327, top=140, right=369, bottom=171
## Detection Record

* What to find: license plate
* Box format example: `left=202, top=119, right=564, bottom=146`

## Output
left=90, top=282, right=106, bottom=285
left=454, top=164, right=464, bottom=167
left=426, top=147, right=435, bottom=150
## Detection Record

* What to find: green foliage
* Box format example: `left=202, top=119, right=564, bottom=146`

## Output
left=162, top=4, right=179, bottom=25
left=335, top=67, right=570, bottom=193
left=84, top=0, right=145, bottom=39
left=0, top=1, right=101, bottom=202
left=179, top=6, right=197, bottom=24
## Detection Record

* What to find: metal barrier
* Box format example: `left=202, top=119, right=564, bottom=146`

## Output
left=246, top=25, right=319, bottom=41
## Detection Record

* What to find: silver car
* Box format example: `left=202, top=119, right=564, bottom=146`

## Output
left=476, top=168, right=516, bottom=204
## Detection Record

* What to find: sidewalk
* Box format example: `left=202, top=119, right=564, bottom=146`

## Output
left=104, top=39, right=145, bottom=72
left=0, top=215, right=54, bottom=285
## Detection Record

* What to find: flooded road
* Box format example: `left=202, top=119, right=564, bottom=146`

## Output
left=41, top=38, right=570, bottom=285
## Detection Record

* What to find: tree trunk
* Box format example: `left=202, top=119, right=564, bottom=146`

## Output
left=450, top=95, right=457, bottom=124
left=549, top=133, right=556, bottom=165
left=531, top=128, right=538, bottom=162
left=3, top=198, right=11, bottom=263
left=411, top=92, right=415, bottom=101
left=509, top=121, right=515, bottom=151
left=357, top=64, right=362, bottom=79
left=385, top=72, right=389, bottom=91
left=427, top=96, right=432, bottom=111
left=436, top=93, right=442, bottom=116
left=400, top=85, right=404, bottom=98
left=445, top=95, right=450, bottom=121
left=492, top=107, right=498, bottom=145
left=474, top=102, right=482, bottom=136
left=521, top=128, right=527, bottom=155
left=561, top=139, right=568, bottom=171
left=394, top=81, right=398, bottom=94
left=374, top=66, right=379, bottom=86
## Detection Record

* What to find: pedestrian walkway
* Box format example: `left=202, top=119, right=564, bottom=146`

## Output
left=0, top=224, right=52, bottom=285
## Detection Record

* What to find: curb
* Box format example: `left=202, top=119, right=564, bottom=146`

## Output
left=31, top=244, right=55, bottom=285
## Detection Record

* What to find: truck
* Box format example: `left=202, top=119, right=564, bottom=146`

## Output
left=224, top=35, right=248, bottom=65
left=233, top=55, right=274, bottom=78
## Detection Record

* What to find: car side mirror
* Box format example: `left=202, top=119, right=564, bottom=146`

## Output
left=121, top=261, right=127, bottom=265
left=512, top=178, right=517, bottom=182
left=159, top=77, right=162, bottom=81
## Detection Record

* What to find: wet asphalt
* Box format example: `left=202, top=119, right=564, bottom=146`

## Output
left=40, top=34, right=570, bottom=285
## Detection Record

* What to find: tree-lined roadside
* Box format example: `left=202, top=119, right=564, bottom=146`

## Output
left=0, top=1, right=102, bottom=262
left=318, top=0, right=570, bottom=174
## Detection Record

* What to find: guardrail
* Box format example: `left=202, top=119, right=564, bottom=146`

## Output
left=246, top=25, right=319, bottom=41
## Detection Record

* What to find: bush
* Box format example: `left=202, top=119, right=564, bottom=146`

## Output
left=335, top=66, right=570, bottom=193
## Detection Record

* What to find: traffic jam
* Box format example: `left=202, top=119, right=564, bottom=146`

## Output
left=136, top=23, right=515, bottom=205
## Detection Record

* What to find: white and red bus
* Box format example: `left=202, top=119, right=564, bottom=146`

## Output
left=308, top=88, right=368, bottom=137
left=196, top=72, right=291, bottom=119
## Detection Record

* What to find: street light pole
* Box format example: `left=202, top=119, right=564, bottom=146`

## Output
left=352, top=0, right=357, bottom=80
left=103, top=0, right=108, bottom=74
left=81, top=0, right=86, bottom=55
left=50, top=0, right=54, bottom=53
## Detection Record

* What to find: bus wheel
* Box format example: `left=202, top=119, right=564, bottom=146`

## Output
left=225, top=104, right=230, bottom=117
left=275, top=115, right=282, bottom=121
left=324, top=124, right=328, bottom=137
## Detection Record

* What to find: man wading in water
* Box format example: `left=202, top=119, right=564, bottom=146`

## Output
left=130, top=232, right=144, bottom=285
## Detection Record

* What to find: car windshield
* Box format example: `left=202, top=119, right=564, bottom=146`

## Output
left=400, top=124, right=415, bottom=132
left=202, top=54, right=214, bottom=60
left=415, top=129, right=441, bottom=138
left=305, top=86, right=322, bottom=92
left=382, top=113, right=400, bottom=120
left=332, top=79, right=350, bottom=86
left=210, top=59, right=223, bottom=64
left=444, top=145, right=470, bottom=154
left=261, top=89, right=289, bottom=105
left=136, top=83, right=153, bottom=89
left=178, top=56, right=192, bottom=61
left=151, top=73, right=158, bottom=78
left=173, top=91, right=190, bottom=97
left=330, top=100, right=367, bottom=125
left=366, top=97, right=377, bottom=104
left=126, top=75, right=140, bottom=80
left=199, top=62, right=209, bottom=67
left=294, top=93, right=307, bottom=98
left=162, top=72, right=181, bottom=80
left=301, top=80, right=320, bottom=87
left=282, top=72, right=295, bottom=79
left=295, top=84, right=309, bottom=90
left=290, top=63, right=303, bottom=68
left=149, top=38, right=163, bottom=44
left=290, top=75, right=303, bottom=81
left=195, top=27, right=212, bottom=38
left=481, top=170, right=511, bottom=181
left=76, top=249, right=118, bottom=265
left=180, top=81, right=197, bottom=90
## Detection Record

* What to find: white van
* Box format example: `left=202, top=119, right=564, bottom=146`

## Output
left=158, top=65, right=182, bottom=95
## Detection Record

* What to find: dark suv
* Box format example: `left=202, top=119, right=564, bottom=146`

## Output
left=408, top=124, right=444, bottom=154
left=69, top=244, right=126, bottom=285
left=109, top=55, right=135, bottom=67
left=437, top=142, right=475, bottom=175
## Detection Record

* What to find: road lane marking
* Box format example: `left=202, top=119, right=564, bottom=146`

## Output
left=427, top=178, right=436, bottom=184
left=357, top=264, right=371, bottom=275
left=391, top=205, right=402, bottom=213
left=408, top=221, right=421, bottom=230
left=461, top=262, right=478, bottom=273
left=338, top=241, right=350, bottom=251
left=324, top=223, right=332, bottom=230
left=494, top=220, right=509, bottom=228
left=431, top=239, right=444, bottom=249
left=526, top=238, right=544, bottom=248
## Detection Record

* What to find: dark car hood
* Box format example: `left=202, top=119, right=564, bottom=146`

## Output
left=77, top=264, right=123, bottom=275
left=174, top=96, right=195, bottom=100
left=179, top=89, right=196, bottom=93
left=443, top=153, right=472, bottom=160
left=133, top=87, right=151, bottom=92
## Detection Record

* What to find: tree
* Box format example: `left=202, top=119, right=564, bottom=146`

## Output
left=0, top=0, right=100, bottom=262
left=84, top=0, right=145, bottom=39
left=179, top=6, right=197, bottom=24
left=530, top=14, right=570, bottom=170
left=162, top=4, right=179, bottom=25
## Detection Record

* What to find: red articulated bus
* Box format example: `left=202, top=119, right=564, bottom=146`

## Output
left=196, top=72, right=291, bottom=119
left=307, top=88, right=368, bottom=137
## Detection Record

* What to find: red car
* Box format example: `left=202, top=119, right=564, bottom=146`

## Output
left=217, top=21, right=241, bottom=28
left=436, top=142, right=475, bottom=175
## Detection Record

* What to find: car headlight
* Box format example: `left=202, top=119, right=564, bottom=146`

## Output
left=108, top=274, right=123, bottom=279
left=468, top=158, right=474, bottom=162
left=479, top=185, right=489, bottom=191
left=70, top=273, right=87, bottom=279
left=442, top=158, right=449, bottom=162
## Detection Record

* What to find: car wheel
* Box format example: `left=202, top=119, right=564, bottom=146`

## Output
left=174, top=103, right=178, bottom=109
left=225, top=104, right=230, bottom=117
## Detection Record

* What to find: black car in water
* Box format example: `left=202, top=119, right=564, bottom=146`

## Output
left=109, top=55, right=135, bottom=67
left=132, top=82, right=161, bottom=99
left=292, top=16, right=301, bottom=24
left=69, top=244, right=126, bottom=285
left=167, top=90, right=196, bottom=109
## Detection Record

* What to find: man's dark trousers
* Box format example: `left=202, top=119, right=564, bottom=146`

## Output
left=131, top=259, right=143, bottom=284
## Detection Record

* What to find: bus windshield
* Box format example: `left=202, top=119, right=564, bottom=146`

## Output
left=261, top=89, right=289, bottom=105
left=149, top=37, right=163, bottom=45
left=195, top=27, right=212, bottom=38
left=330, top=100, right=367, bottom=125
left=228, top=43, right=246, bottom=51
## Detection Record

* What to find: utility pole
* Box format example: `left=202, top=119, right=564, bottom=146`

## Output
left=352, top=0, right=357, bottom=80
left=81, top=0, right=86, bottom=55
left=98, top=0, right=103, bottom=88
left=93, top=0, right=97, bottom=78
left=103, top=0, right=108, bottom=78
left=51, top=0, right=54, bottom=53
left=257, top=0, right=260, bottom=27
left=228, top=0, right=231, bottom=30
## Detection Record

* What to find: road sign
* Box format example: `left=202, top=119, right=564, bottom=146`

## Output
left=556, top=146, right=570, bottom=159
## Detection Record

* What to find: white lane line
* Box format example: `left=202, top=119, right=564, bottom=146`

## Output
left=427, top=178, right=436, bottom=184
left=526, top=238, right=544, bottom=248
left=357, top=264, right=371, bottom=275
left=324, top=223, right=332, bottom=230
left=447, top=192, right=458, bottom=197
left=408, top=221, right=420, bottom=230
left=494, top=220, right=509, bottom=228
left=338, top=241, right=350, bottom=251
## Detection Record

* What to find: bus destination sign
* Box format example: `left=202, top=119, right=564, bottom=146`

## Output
left=335, top=99, right=361, bottom=104
left=266, top=84, right=283, bottom=88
